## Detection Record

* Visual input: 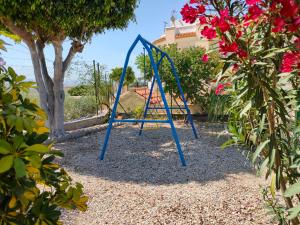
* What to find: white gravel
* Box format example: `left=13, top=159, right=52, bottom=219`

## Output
left=56, top=122, right=273, bottom=225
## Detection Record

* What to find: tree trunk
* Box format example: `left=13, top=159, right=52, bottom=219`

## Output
left=28, top=40, right=68, bottom=139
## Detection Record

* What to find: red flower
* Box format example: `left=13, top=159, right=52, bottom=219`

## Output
left=219, top=40, right=239, bottom=55
left=202, top=54, right=209, bottom=62
left=272, top=17, right=286, bottom=32
left=237, top=49, right=248, bottom=58
left=215, top=84, right=225, bottom=95
left=279, top=0, right=299, bottom=18
left=295, top=38, right=300, bottom=50
left=197, top=4, right=206, bottom=14
left=281, top=52, right=300, bottom=72
left=236, top=30, right=243, bottom=39
left=244, top=5, right=264, bottom=24
left=199, top=16, right=207, bottom=24
left=288, top=16, right=300, bottom=32
left=246, top=0, right=262, bottom=5
left=233, top=63, right=239, bottom=72
left=201, top=26, right=216, bottom=39
left=211, top=16, right=231, bottom=33
left=181, top=4, right=199, bottom=24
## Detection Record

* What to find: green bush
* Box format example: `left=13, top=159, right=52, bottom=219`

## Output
left=64, top=95, right=97, bottom=121
left=0, top=67, right=88, bottom=224
left=68, top=85, right=92, bottom=96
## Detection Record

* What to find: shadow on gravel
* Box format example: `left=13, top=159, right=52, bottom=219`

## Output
left=55, top=123, right=254, bottom=185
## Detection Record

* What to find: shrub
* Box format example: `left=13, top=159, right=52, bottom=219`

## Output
left=64, top=95, right=97, bottom=121
left=68, top=85, right=92, bottom=96
left=181, top=1, right=300, bottom=223
left=135, top=45, right=222, bottom=111
left=0, top=67, right=88, bottom=224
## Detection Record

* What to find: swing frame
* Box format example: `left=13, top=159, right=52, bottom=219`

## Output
left=99, top=35, right=198, bottom=166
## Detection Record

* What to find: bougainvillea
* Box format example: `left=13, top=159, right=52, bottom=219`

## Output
left=181, top=0, right=300, bottom=224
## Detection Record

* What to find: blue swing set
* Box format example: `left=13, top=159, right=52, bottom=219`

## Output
left=99, top=35, right=198, bottom=166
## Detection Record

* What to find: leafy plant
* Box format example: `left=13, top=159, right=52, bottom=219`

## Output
left=0, top=67, right=88, bottom=224
left=181, top=0, right=300, bottom=224
left=68, top=85, right=92, bottom=96
left=109, top=66, right=136, bottom=86
left=0, top=0, right=138, bottom=137
left=135, top=45, right=221, bottom=111
left=64, top=95, right=97, bottom=121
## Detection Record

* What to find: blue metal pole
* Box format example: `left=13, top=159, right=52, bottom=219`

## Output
left=140, top=38, right=187, bottom=166
left=165, top=54, right=198, bottom=139
left=139, top=54, right=166, bottom=136
left=99, top=36, right=141, bottom=160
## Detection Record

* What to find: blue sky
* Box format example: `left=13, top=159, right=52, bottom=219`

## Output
left=1, top=0, right=186, bottom=85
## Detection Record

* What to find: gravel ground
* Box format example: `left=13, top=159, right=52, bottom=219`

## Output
left=56, top=122, right=273, bottom=225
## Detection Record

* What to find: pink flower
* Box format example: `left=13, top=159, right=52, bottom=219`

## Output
left=199, top=16, right=207, bottom=24
left=279, top=0, right=299, bottom=18
left=202, top=54, right=209, bottom=62
left=281, top=52, right=300, bottom=72
left=200, top=26, right=216, bottom=39
left=181, top=4, right=199, bottom=24
left=233, top=63, right=239, bottom=72
left=246, top=0, right=262, bottom=5
left=215, top=84, right=225, bottom=95
left=237, top=49, right=248, bottom=58
left=272, top=17, right=286, bottom=32
left=197, top=4, right=206, bottom=14
left=244, top=5, right=264, bottom=24
left=219, top=40, right=239, bottom=55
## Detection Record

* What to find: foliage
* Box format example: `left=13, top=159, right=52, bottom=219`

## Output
left=181, top=0, right=300, bottom=224
left=109, top=66, right=136, bottom=86
left=67, top=61, right=113, bottom=114
left=132, top=105, right=144, bottom=119
left=0, top=0, right=138, bottom=137
left=135, top=45, right=221, bottom=110
left=0, top=0, right=138, bottom=43
left=207, top=93, right=230, bottom=122
left=64, top=95, right=97, bottom=121
left=0, top=67, right=87, bottom=224
left=68, top=85, right=92, bottom=96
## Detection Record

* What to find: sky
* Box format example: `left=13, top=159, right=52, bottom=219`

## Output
left=1, top=0, right=186, bottom=86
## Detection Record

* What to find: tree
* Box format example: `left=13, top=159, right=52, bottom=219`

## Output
left=0, top=66, right=88, bottom=223
left=110, top=66, right=136, bottom=86
left=135, top=45, right=221, bottom=110
left=181, top=0, right=300, bottom=224
left=0, top=0, right=138, bottom=138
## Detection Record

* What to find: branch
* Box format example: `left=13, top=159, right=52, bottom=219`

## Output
left=36, top=40, right=54, bottom=93
left=0, top=17, right=33, bottom=45
left=63, top=40, right=84, bottom=73
left=53, top=40, right=64, bottom=82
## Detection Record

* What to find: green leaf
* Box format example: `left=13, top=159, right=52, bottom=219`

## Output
left=258, top=157, right=269, bottom=176
left=252, top=139, right=270, bottom=163
left=25, top=144, right=49, bottom=153
left=220, top=139, right=236, bottom=149
left=0, top=140, right=12, bottom=154
left=14, top=158, right=26, bottom=178
left=270, top=174, right=276, bottom=198
left=29, top=155, right=41, bottom=168
left=15, top=118, right=23, bottom=132
left=240, top=101, right=252, bottom=117
left=0, top=155, right=14, bottom=173
left=287, top=204, right=300, bottom=220
left=284, top=182, right=300, bottom=197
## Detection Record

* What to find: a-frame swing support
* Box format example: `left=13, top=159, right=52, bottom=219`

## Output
left=99, top=35, right=198, bottom=166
